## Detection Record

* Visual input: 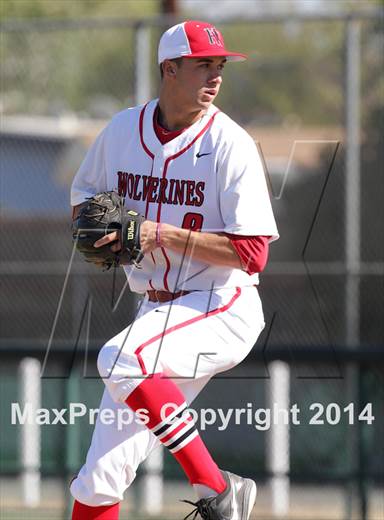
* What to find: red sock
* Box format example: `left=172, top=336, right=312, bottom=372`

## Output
left=125, top=373, right=226, bottom=494
left=72, top=500, right=120, bottom=520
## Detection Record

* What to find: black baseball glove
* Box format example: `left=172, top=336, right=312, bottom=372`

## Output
left=72, top=191, right=144, bottom=270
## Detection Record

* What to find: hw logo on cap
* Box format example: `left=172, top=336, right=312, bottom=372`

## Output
left=204, top=27, right=224, bottom=47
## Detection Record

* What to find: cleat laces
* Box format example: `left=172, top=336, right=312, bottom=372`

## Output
left=181, top=497, right=217, bottom=520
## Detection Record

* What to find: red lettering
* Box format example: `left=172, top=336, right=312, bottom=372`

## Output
left=168, top=178, right=176, bottom=204
left=147, top=178, right=159, bottom=203
left=157, top=178, right=168, bottom=204
left=194, top=181, right=205, bottom=207
left=126, top=173, right=134, bottom=198
left=132, top=174, right=142, bottom=200
left=185, top=181, right=196, bottom=206
left=117, top=171, right=128, bottom=197
left=182, top=212, right=204, bottom=231
left=173, top=180, right=185, bottom=205
left=117, top=172, right=205, bottom=207
left=142, top=176, right=152, bottom=200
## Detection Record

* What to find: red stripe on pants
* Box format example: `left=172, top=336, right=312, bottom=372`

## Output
left=135, top=287, right=242, bottom=374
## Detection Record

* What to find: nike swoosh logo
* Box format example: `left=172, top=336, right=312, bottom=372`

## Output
left=196, top=152, right=212, bottom=159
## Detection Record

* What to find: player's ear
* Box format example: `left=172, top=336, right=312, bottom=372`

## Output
left=163, top=59, right=178, bottom=78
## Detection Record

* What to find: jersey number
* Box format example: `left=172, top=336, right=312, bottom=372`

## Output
left=182, top=212, right=204, bottom=232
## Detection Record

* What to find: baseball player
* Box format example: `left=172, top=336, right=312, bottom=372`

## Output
left=70, top=20, right=278, bottom=520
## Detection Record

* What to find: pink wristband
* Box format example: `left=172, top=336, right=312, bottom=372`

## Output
left=156, top=222, right=162, bottom=247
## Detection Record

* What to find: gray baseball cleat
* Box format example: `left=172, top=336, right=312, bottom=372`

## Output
left=182, top=470, right=257, bottom=520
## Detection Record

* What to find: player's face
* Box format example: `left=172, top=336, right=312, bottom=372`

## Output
left=174, top=57, right=225, bottom=111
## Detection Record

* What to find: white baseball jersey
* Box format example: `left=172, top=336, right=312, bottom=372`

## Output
left=71, top=99, right=279, bottom=293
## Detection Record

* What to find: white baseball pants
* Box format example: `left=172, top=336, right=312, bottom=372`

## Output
left=70, top=286, right=265, bottom=506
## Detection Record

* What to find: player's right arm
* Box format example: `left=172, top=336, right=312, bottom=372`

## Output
left=217, top=130, right=279, bottom=241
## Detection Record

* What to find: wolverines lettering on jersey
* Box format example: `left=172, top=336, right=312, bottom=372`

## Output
left=72, top=191, right=144, bottom=270
left=117, top=171, right=205, bottom=207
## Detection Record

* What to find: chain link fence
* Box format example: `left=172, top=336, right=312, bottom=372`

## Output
left=1, top=10, right=383, bottom=520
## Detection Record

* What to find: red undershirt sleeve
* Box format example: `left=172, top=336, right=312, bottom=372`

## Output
left=225, top=235, right=270, bottom=275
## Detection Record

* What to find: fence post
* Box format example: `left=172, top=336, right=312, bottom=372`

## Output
left=134, top=22, right=151, bottom=105
left=20, top=357, right=41, bottom=507
left=344, top=18, right=363, bottom=520
left=64, top=371, right=81, bottom=519
left=267, top=360, right=290, bottom=517
left=138, top=447, right=164, bottom=515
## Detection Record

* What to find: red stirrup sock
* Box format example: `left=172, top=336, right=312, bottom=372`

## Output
left=125, top=373, right=226, bottom=493
left=72, top=500, right=120, bottom=520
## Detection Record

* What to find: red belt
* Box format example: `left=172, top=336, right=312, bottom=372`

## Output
left=147, top=290, right=191, bottom=303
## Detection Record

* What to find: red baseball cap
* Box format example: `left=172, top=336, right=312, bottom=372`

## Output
left=158, top=20, right=247, bottom=64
